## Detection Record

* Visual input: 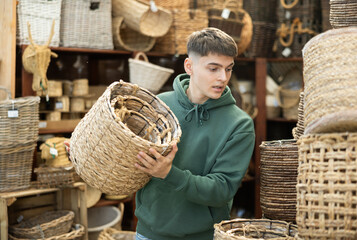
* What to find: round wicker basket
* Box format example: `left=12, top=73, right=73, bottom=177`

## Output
left=70, top=81, right=181, bottom=195
left=98, top=227, right=136, bottom=240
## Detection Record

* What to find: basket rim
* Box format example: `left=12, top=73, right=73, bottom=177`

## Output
left=128, top=58, right=175, bottom=74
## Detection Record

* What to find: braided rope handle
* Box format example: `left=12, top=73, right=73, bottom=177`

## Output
left=280, top=0, right=299, bottom=9
left=134, top=51, right=149, bottom=62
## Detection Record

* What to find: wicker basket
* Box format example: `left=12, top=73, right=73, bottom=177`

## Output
left=245, top=21, right=276, bottom=58
left=292, top=91, right=304, bottom=140
left=128, top=52, right=174, bottom=94
left=36, top=80, right=63, bottom=97
left=142, top=0, right=190, bottom=9
left=70, top=97, right=86, bottom=112
left=98, top=228, right=136, bottom=240
left=302, top=27, right=357, bottom=134
left=9, top=210, right=74, bottom=238
left=70, top=81, right=181, bottom=195
left=330, top=0, right=357, bottom=29
left=9, top=224, right=85, bottom=240
left=112, top=17, right=156, bottom=52
left=260, top=139, right=298, bottom=223
left=35, top=166, right=79, bottom=188
left=237, top=9, right=253, bottom=56
left=321, top=0, right=332, bottom=31
left=40, top=137, right=71, bottom=167
left=243, top=0, right=277, bottom=22
left=55, top=96, right=70, bottom=112
left=297, top=133, right=357, bottom=239
left=60, top=0, right=113, bottom=49
left=112, top=0, right=172, bottom=37
left=153, top=9, right=209, bottom=55
left=214, top=218, right=298, bottom=239
left=16, top=0, right=61, bottom=47
left=0, top=87, right=40, bottom=147
left=72, top=78, right=89, bottom=96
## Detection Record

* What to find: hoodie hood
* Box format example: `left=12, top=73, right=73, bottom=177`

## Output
left=173, top=73, right=236, bottom=126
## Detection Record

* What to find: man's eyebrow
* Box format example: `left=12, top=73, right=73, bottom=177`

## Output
left=207, top=62, right=235, bottom=68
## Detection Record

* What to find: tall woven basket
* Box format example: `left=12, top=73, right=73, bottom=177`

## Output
left=70, top=81, right=181, bottom=195
left=330, top=0, right=357, bottom=28
left=302, top=27, right=357, bottom=134
left=297, top=133, right=357, bottom=239
left=128, top=52, right=174, bottom=94
left=214, top=218, right=298, bottom=239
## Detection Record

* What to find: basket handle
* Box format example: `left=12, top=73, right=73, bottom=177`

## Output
left=134, top=52, right=149, bottom=62
left=280, top=0, right=299, bottom=9
left=0, top=86, right=11, bottom=100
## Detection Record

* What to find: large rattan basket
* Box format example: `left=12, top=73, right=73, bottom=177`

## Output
left=297, top=133, right=357, bottom=239
left=214, top=218, right=298, bottom=239
left=70, top=81, right=181, bottom=195
left=302, top=27, right=357, bottom=134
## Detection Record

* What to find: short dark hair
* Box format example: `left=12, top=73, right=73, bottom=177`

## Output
left=187, top=27, right=238, bottom=57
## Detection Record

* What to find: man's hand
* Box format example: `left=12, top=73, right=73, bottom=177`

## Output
left=135, top=142, right=178, bottom=179
left=64, top=140, right=70, bottom=156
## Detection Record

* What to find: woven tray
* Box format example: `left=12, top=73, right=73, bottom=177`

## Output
left=98, top=228, right=136, bottom=240
left=70, top=81, right=181, bottom=195
left=35, top=166, right=79, bottom=188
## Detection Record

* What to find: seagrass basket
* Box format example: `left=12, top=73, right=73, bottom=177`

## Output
left=128, top=52, right=174, bottom=94
left=0, top=87, right=40, bottom=147
left=214, top=218, right=298, bottom=239
left=297, top=133, right=357, bottom=239
left=302, top=27, right=357, bottom=134
left=98, top=228, right=136, bottom=240
left=9, top=224, right=85, bottom=240
left=260, top=139, right=298, bottom=223
left=245, top=21, right=276, bottom=58
left=35, top=166, right=79, bottom=188
left=112, top=17, right=156, bottom=52
left=9, top=210, right=74, bottom=239
left=70, top=81, right=181, bottom=195
left=142, top=0, right=190, bottom=9
left=40, top=137, right=71, bottom=167
left=72, top=78, right=89, bottom=96
left=292, top=92, right=304, bottom=140
left=330, top=0, right=357, bottom=28
left=36, top=80, right=63, bottom=97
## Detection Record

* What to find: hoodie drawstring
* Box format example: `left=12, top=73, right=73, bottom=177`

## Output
left=184, top=104, right=210, bottom=126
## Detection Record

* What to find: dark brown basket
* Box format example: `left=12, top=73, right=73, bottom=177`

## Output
left=245, top=21, right=276, bottom=58
left=9, top=210, right=74, bottom=239
left=35, top=166, right=80, bottom=188
left=330, top=0, right=357, bottom=28
left=243, top=0, right=277, bottom=22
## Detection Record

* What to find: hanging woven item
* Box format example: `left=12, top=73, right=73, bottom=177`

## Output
left=40, top=137, right=71, bottom=167
left=22, top=20, right=58, bottom=93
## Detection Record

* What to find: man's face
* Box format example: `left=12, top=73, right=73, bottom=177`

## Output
left=184, top=53, right=234, bottom=104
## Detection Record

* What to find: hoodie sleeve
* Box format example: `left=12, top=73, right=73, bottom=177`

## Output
left=160, top=119, right=255, bottom=207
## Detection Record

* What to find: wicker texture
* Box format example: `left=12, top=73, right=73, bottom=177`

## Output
left=35, top=166, right=78, bottom=188
left=40, top=137, right=71, bottom=167
left=9, top=224, right=85, bottom=240
left=128, top=52, right=174, bottom=94
left=112, top=17, right=156, bottom=52
left=260, top=140, right=298, bottom=223
left=245, top=21, right=276, bottom=58
left=297, top=133, right=357, bottom=239
left=292, top=92, right=304, bottom=140
left=243, top=0, right=277, bottom=22
left=330, top=0, right=357, bottom=28
left=302, top=27, right=357, bottom=134
left=9, top=210, right=74, bottom=238
left=72, top=79, right=89, bottom=96
left=60, top=0, right=113, bottom=49
left=98, top=228, right=136, bottom=240
left=70, top=81, right=181, bottom=195
left=16, top=0, right=61, bottom=47
left=214, top=218, right=298, bottom=239
left=143, top=0, right=190, bottom=9
left=153, top=9, right=208, bottom=55
left=112, top=0, right=172, bottom=37
left=321, top=0, right=332, bottom=31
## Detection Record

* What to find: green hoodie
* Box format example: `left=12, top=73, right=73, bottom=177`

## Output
left=135, top=73, right=255, bottom=240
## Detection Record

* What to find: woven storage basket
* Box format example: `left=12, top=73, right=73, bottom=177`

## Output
left=128, top=52, right=174, bottom=94
left=98, top=228, right=136, bottom=240
left=40, top=137, right=71, bottom=167
left=35, top=166, right=78, bottom=188
left=153, top=9, right=209, bottom=55
left=292, top=91, right=304, bottom=140
left=36, top=80, right=63, bottom=97
left=72, top=78, right=89, bottom=96
left=46, top=111, right=61, bottom=121
left=330, top=0, right=357, bottom=28
left=276, top=86, right=301, bottom=120
left=9, top=210, right=74, bottom=238
left=70, top=97, right=86, bottom=112
left=60, top=0, right=113, bottom=49
left=112, top=0, right=172, bottom=37
left=302, top=27, right=357, bottom=134
left=9, top=224, right=85, bottom=240
left=214, top=218, right=298, bottom=239
left=321, top=0, right=332, bottom=31
left=112, top=17, right=156, bottom=52
left=260, top=139, right=298, bottom=223
left=297, top=133, right=357, bottom=239
left=0, top=87, right=40, bottom=147
left=245, top=21, right=276, bottom=58
left=16, top=0, right=61, bottom=47
left=237, top=9, right=253, bottom=56
left=55, top=96, right=70, bottom=112
left=70, top=81, right=181, bottom=195
left=243, top=0, right=277, bottom=22
left=143, top=0, right=190, bottom=9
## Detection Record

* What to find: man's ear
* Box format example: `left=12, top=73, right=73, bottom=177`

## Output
left=184, top=57, right=193, bottom=75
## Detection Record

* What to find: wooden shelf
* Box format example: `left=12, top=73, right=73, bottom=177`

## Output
left=38, top=119, right=81, bottom=134
left=267, top=118, right=298, bottom=123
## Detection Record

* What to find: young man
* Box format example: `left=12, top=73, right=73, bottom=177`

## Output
left=134, top=27, right=255, bottom=240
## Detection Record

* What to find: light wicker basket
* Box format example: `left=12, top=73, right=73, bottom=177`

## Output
left=214, top=218, right=298, bottom=239
left=143, top=0, right=190, bottom=9
left=17, top=0, right=61, bottom=47
left=55, top=96, right=70, bottom=112
left=46, top=111, right=61, bottom=121
left=60, top=0, right=113, bottom=49
left=9, top=210, right=74, bottom=239
left=70, top=97, right=86, bottom=112
left=70, top=81, right=181, bottom=195
left=0, top=87, right=40, bottom=147
left=260, top=139, right=298, bottom=223
left=112, top=0, right=172, bottom=37
left=98, top=228, right=136, bottom=240
left=297, top=133, right=357, bottom=239
left=36, top=80, right=63, bottom=97
left=302, top=27, right=357, bottom=134
left=129, top=52, right=174, bottom=94
left=72, top=78, right=89, bottom=96
left=112, top=17, right=156, bottom=52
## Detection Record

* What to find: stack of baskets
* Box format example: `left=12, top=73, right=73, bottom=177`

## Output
left=329, top=0, right=357, bottom=29
left=70, top=81, right=181, bottom=195
left=0, top=87, right=40, bottom=192
left=260, top=140, right=298, bottom=223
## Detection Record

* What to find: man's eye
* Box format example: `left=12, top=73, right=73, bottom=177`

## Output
left=209, top=68, right=218, bottom=72
left=226, top=68, right=233, bottom=72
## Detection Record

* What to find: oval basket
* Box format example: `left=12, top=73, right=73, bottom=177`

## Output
left=9, top=210, right=74, bottom=239
left=214, top=218, right=298, bottom=239
left=70, top=81, right=181, bottom=195
left=98, top=227, right=136, bottom=240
